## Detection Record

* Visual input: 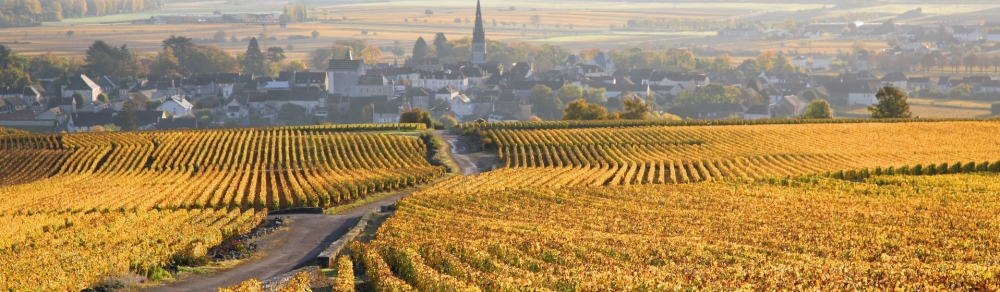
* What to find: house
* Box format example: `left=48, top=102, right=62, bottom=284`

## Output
left=602, top=83, right=651, bottom=100
left=586, top=51, right=616, bottom=75
left=486, top=111, right=519, bottom=122
left=157, top=116, right=200, bottom=130
left=951, top=26, right=984, bottom=42
left=95, top=76, right=126, bottom=99
left=854, top=50, right=871, bottom=71
left=354, top=74, right=394, bottom=98
left=327, top=51, right=366, bottom=97
left=291, top=71, right=329, bottom=90
left=407, top=58, right=444, bottom=72
left=907, top=77, right=931, bottom=91
left=448, top=93, right=475, bottom=120
left=157, top=95, right=194, bottom=117
left=435, top=86, right=460, bottom=101
left=812, top=56, right=832, bottom=70
left=691, top=103, right=745, bottom=119
left=742, top=104, right=771, bottom=119
left=821, top=81, right=880, bottom=106
left=880, top=72, right=908, bottom=89
left=406, top=88, right=433, bottom=111
left=0, top=86, right=44, bottom=106
left=372, top=101, right=401, bottom=124
left=653, top=72, right=710, bottom=88
left=214, top=73, right=243, bottom=98
left=68, top=111, right=115, bottom=132
left=792, top=56, right=808, bottom=69
left=776, top=95, right=808, bottom=117
left=265, top=88, right=327, bottom=114
left=417, top=71, right=469, bottom=91
left=224, top=98, right=249, bottom=119
left=62, top=74, right=103, bottom=102
left=35, top=107, right=68, bottom=125
left=980, top=80, right=1000, bottom=93
left=0, top=96, right=28, bottom=114
left=937, top=76, right=954, bottom=91
left=181, top=76, right=216, bottom=97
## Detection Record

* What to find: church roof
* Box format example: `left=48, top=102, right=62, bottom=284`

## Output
left=472, top=0, right=486, bottom=43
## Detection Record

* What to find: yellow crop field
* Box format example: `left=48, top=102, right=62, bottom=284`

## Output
left=360, top=173, right=1000, bottom=290
left=345, top=120, right=1000, bottom=290
left=0, top=123, right=438, bottom=290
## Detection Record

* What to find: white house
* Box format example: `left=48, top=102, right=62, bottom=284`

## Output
left=224, top=98, right=249, bottom=119
left=791, top=56, right=808, bottom=69
left=62, top=74, right=103, bottom=102
left=879, top=72, right=908, bottom=89
left=951, top=26, right=985, bottom=42
left=417, top=71, right=469, bottom=91
left=448, top=94, right=475, bottom=120
left=157, top=95, right=194, bottom=117
left=812, top=56, right=832, bottom=70
left=435, top=86, right=460, bottom=101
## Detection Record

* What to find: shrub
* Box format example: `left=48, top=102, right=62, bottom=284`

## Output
left=924, top=164, right=936, bottom=175
left=910, top=164, right=922, bottom=175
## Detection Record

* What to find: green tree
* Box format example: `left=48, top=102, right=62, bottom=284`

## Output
left=241, top=38, right=267, bottom=75
left=584, top=88, right=608, bottom=105
left=801, top=89, right=820, bottom=101
left=150, top=47, right=181, bottom=77
left=412, top=37, right=429, bottom=59
left=529, top=84, right=561, bottom=120
left=97, top=93, right=109, bottom=103
left=619, top=95, right=650, bottom=120
left=115, top=100, right=140, bottom=131
left=869, top=85, right=911, bottom=119
left=399, top=108, right=434, bottom=128
left=802, top=99, right=833, bottom=119
left=556, top=84, right=583, bottom=103
left=213, top=30, right=227, bottom=43
left=562, top=99, right=608, bottom=120
left=266, top=47, right=286, bottom=63
left=72, top=92, right=85, bottom=107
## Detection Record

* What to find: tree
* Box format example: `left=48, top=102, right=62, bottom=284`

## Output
left=266, top=47, right=286, bottom=63
left=737, top=59, right=762, bottom=77
left=620, top=95, right=650, bottom=120
left=283, top=60, right=307, bottom=72
left=802, top=99, right=833, bottom=119
left=150, top=47, right=181, bottom=77
left=0, top=67, right=31, bottom=89
left=433, top=33, right=450, bottom=59
left=424, top=9, right=433, bottom=16
left=801, top=89, right=820, bottom=101
left=869, top=85, right=911, bottom=119
left=412, top=37, right=429, bottom=58
left=116, top=100, right=140, bottom=131
left=530, top=15, right=541, bottom=28
left=312, top=30, right=320, bottom=38
left=562, top=99, right=608, bottom=120
left=399, top=108, right=434, bottom=128
left=162, top=35, right=194, bottom=61
left=584, top=88, right=608, bottom=105
left=97, top=93, right=109, bottom=103
left=529, top=84, right=561, bottom=120
left=713, top=54, right=732, bottom=73
left=556, top=84, right=584, bottom=103
left=439, top=115, right=457, bottom=129
left=756, top=51, right=776, bottom=72
left=241, top=38, right=267, bottom=75
left=214, top=30, right=227, bottom=43
left=361, top=47, right=382, bottom=66
left=278, top=103, right=310, bottom=125
left=72, top=92, right=85, bottom=107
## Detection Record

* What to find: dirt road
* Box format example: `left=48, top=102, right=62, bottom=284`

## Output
left=146, top=193, right=408, bottom=292
left=435, top=130, right=482, bottom=176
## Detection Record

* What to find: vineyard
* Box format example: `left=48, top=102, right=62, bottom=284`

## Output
left=356, top=173, right=1000, bottom=290
left=483, top=121, right=1000, bottom=185
left=344, top=120, right=1000, bottom=290
left=0, top=124, right=440, bottom=290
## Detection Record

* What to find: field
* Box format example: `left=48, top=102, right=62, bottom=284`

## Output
left=0, top=123, right=439, bottom=290
left=2, top=0, right=998, bottom=63
left=341, top=119, right=1000, bottom=289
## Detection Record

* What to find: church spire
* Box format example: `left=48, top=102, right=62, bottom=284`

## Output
left=472, top=0, right=485, bottom=43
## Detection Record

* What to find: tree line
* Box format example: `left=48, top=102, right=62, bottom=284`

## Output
left=0, top=0, right=162, bottom=27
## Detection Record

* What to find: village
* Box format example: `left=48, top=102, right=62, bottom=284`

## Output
left=2, top=2, right=1000, bottom=133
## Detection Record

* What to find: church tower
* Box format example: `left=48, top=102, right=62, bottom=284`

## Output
left=471, top=0, right=487, bottom=66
